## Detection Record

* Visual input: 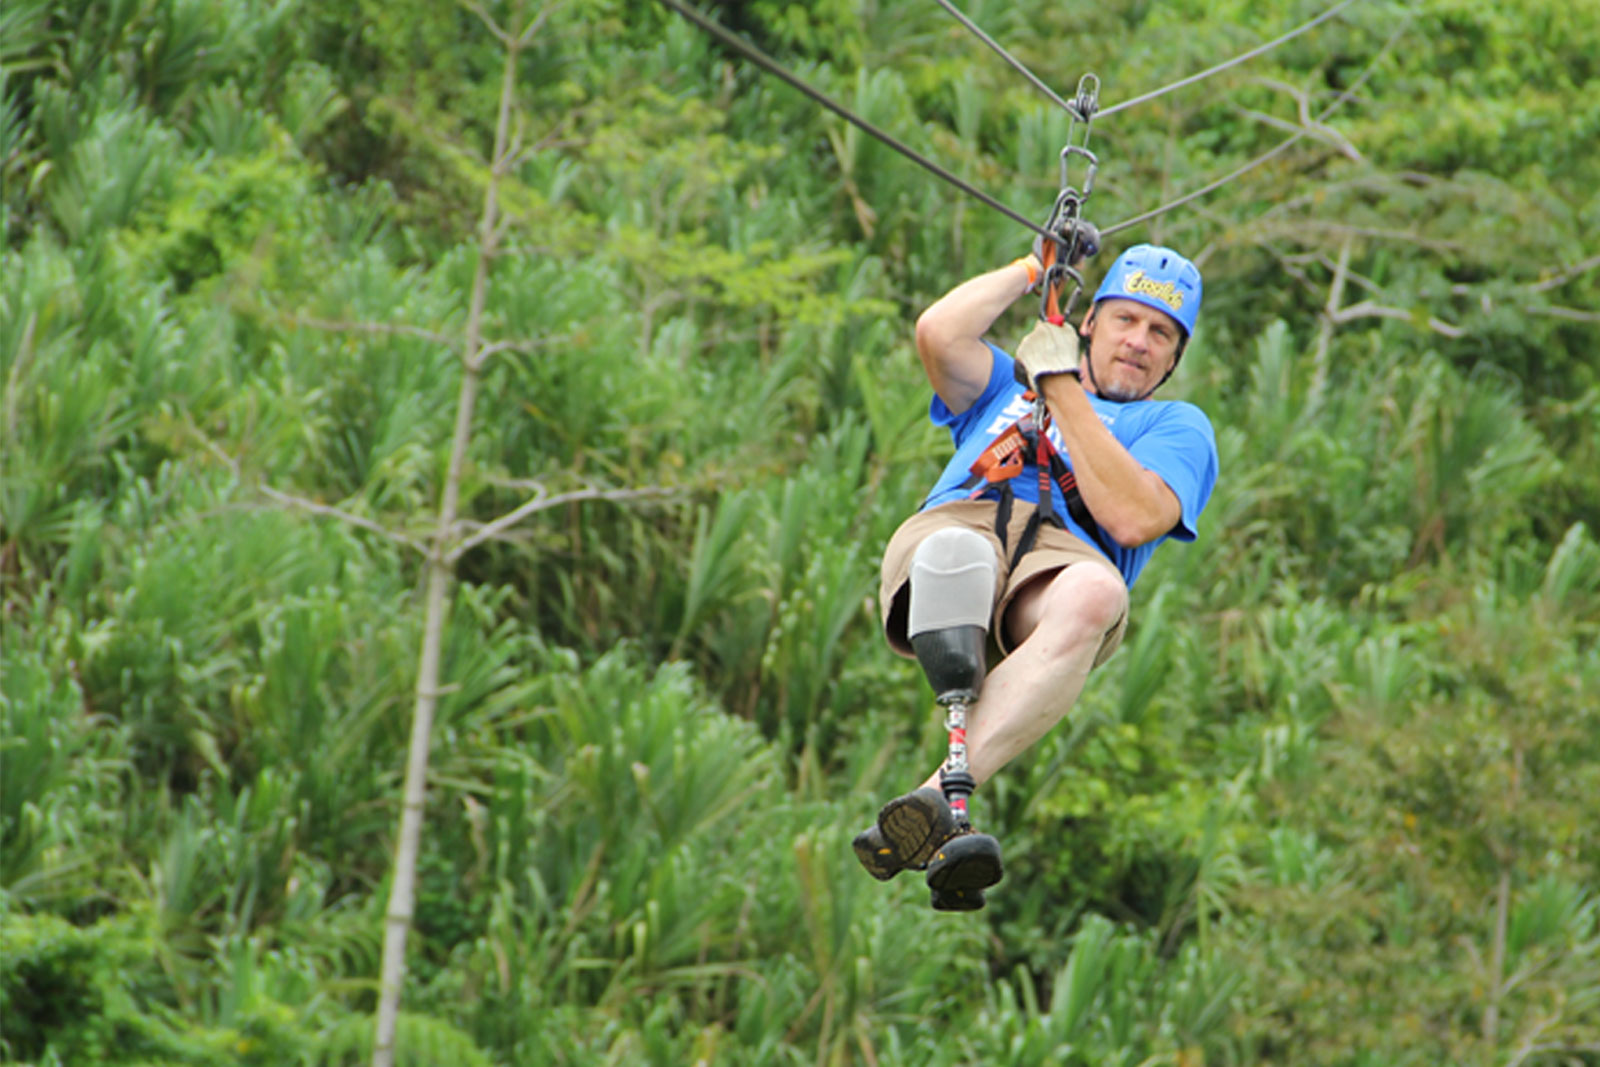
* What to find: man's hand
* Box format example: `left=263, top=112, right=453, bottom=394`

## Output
left=1014, top=320, right=1081, bottom=394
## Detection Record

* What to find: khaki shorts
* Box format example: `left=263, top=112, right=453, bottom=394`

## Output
left=878, top=499, right=1128, bottom=667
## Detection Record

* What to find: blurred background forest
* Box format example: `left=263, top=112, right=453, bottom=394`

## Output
left=2, top=0, right=1598, bottom=1063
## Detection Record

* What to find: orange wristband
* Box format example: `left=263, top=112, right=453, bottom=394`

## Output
left=1012, top=254, right=1042, bottom=289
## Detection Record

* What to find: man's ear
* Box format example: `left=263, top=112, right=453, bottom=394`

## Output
left=1079, top=309, right=1096, bottom=339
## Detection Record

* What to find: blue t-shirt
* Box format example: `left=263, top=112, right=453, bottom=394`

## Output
left=921, top=342, right=1218, bottom=589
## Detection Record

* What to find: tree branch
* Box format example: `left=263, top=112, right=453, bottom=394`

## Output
left=374, top=4, right=527, bottom=1063
left=468, top=333, right=572, bottom=370
left=1277, top=220, right=1466, bottom=254
left=190, top=423, right=432, bottom=557
left=286, top=314, right=457, bottom=349
left=1528, top=305, right=1600, bottom=324
left=1329, top=300, right=1466, bottom=338
left=448, top=484, right=672, bottom=561
left=1247, top=171, right=1438, bottom=229
left=1236, top=104, right=1362, bottom=159
left=516, top=0, right=559, bottom=46
left=4, top=312, right=36, bottom=447
left=502, top=122, right=527, bottom=173
left=1311, top=237, right=1352, bottom=396
left=1508, top=1041, right=1600, bottom=1067
left=1532, top=252, right=1600, bottom=293
left=1237, top=76, right=1363, bottom=162
left=458, top=0, right=513, bottom=46
left=260, top=486, right=432, bottom=557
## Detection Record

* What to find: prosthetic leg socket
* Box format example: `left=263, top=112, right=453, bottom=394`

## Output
left=901, top=528, right=1005, bottom=909
left=907, top=528, right=996, bottom=823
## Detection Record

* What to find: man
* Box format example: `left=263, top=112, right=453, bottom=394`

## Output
left=854, top=241, right=1219, bottom=910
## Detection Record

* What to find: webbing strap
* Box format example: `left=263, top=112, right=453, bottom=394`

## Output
left=956, top=397, right=1116, bottom=562
left=1051, top=451, right=1115, bottom=557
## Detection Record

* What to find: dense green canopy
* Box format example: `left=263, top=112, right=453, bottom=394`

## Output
left=2, top=0, right=1597, bottom=1063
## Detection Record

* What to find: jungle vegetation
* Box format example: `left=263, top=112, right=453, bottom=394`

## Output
left=2, top=0, right=1598, bottom=1063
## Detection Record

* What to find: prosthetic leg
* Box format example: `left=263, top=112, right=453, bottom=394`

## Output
left=851, top=529, right=1009, bottom=904
left=906, top=530, right=1006, bottom=911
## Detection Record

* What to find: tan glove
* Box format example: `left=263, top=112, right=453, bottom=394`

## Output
left=1014, top=320, right=1082, bottom=394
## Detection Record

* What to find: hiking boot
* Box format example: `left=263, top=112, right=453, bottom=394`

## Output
left=929, top=885, right=988, bottom=911
left=851, top=823, right=908, bottom=881
left=877, top=786, right=961, bottom=870
left=853, top=786, right=961, bottom=881
left=926, top=830, right=1003, bottom=911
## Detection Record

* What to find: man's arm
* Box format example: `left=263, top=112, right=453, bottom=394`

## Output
left=915, top=258, right=1039, bottom=415
left=1039, top=375, right=1183, bottom=547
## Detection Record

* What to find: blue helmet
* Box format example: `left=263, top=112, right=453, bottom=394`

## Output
left=1091, top=244, right=1202, bottom=339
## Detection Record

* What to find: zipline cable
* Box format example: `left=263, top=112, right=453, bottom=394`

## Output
left=655, top=0, right=1052, bottom=239
left=931, top=0, right=1085, bottom=118
left=934, top=0, right=1359, bottom=122
left=660, top=0, right=1399, bottom=257
left=1101, top=14, right=1409, bottom=237
left=1098, top=0, right=1362, bottom=117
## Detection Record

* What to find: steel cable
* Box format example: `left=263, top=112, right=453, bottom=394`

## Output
left=934, top=0, right=1361, bottom=122
left=1102, top=14, right=1410, bottom=237
left=1098, top=0, right=1363, bottom=117
left=659, top=0, right=1400, bottom=249
left=655, top=0, right=1054, bottom=239
left=932, top=0, right=1085, bottom=118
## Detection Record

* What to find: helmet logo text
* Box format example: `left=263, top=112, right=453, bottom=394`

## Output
left=1121, top=269, right=1185, bottom=311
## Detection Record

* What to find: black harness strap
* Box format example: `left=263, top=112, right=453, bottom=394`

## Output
left=954, top=393, right=1116, bottom=566
left=1048, top=449, right=1116, bottom=558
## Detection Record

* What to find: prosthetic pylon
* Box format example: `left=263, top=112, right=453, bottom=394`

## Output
left=910, top=625, right=1004, bottom=910
left=909, top=625, right=985, bottom=826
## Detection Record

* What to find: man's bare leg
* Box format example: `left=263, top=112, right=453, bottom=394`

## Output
left=918, top=561, right=1127, bottom=791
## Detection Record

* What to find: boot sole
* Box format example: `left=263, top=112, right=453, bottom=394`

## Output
left=925, top=834, right=1004, bottom=893
left=930, top=886, right=987, bottom=912
left=877, top=791, right=956, bottom=869
left=851, top=826, right=904, bottom=881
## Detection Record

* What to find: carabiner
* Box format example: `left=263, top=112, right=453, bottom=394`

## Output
left=1035, top=72, right=1102, bottom=325
left=1058, top=144, right=1098, bottom=202
left=1040, top=262, right=1085, bottom=324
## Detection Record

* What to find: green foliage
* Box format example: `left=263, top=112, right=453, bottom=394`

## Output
left=0, top=911, right=317, bottom=1066
left=0, top=910, right=488, bottom=1066
left=0, top=615, right=113, bottom=910
left=4, top=0, right=1597, bottom=1062
left=117, top=146, right=325, bottom=295
left=1, top=911, right=160, bottom=1064
left=314, top=1012, right=493, bottom=1067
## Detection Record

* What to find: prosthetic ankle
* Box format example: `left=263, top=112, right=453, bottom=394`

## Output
left=906, top=529, right=997, bottom=826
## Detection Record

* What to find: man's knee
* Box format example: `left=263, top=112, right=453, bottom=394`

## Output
left=1012, top=563, right=1127, bottom=652
left=1048, top=564, right=1127, bottom=632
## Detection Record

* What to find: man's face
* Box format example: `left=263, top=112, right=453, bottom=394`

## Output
left=1079, top=298, right=1184, bottom=402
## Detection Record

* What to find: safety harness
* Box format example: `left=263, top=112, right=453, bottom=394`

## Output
left=952, top=74, right=1114, bottom=570
left=955, top=391, right=1116, bottom=569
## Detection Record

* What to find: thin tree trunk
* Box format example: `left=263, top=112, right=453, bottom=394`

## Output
left=371, top=21, right=517, bottom=1066
left=1482, top=746, right=1523, bottom=1056
left=1483, top=865, right=1511, bottom=1047
left=1310, top=236, right=1350, bottom=404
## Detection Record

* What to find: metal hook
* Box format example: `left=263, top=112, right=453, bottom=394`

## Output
left=1072, top=73, right=1101, bottom=122
left=1036, top=71, right=1101, bottom=325
left=1040, top=263, right=1085, bottom=323
left=1057, top=145, right=1099, bottom=201
left=1048, top=188, right=1081, bottom=230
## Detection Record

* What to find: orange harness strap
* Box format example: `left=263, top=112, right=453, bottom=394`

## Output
left=959, top=394, right=1113, bottom=564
